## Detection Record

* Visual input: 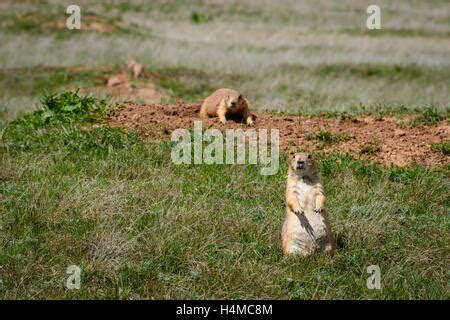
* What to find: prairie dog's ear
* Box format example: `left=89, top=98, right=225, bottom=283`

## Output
left=127, top=59, right=135, bottom=68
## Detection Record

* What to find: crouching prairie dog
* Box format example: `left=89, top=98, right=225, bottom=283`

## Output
left=200, top=88, right=255, bottom=126
left=282, top=153, right=336, bottom=257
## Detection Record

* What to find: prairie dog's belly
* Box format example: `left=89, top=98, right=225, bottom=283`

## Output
left=295, top=181, right=314, bottom=210
left=292, top=181, right=327, bottom=240
left=304, top=211, right=328, bottom=240
left=290, top=211, right=327, bottom=239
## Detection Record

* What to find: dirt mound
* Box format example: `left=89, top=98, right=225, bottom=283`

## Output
left=109, top=102, right=449, bottom=167
left=86, top=83, right=164, bottom=104
left=82, top=65, right=166, bottom=105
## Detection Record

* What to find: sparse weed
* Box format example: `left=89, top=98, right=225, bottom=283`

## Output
left=306, top=129, right=351, bottom=147
left=430, top=141, right=450, bottom=156
left=360, top=140, right=382, bottom=155
left=191, top=12, right=211, bottom=24
left=408, top=107, right=447, bottom=127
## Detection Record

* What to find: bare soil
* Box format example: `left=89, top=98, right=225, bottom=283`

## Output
left=109, top=102, right=449, bottom=167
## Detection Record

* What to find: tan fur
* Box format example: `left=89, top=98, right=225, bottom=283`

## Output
left=200, top=88, right=255, bottom=126
left=282, top=153, right=336, bottom=257
left=127, top=59, right=143, bottom=79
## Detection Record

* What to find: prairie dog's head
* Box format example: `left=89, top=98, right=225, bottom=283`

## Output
left=127, top=59, right=137, bottom=69
left=289, top=153, right=317, bottom=176
left=226, top=93, right=245, bottom=109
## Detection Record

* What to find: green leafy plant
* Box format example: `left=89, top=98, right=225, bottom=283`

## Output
left=2, top=90, right=108, bottom=151
left=38, top=89, right=107, bottom=124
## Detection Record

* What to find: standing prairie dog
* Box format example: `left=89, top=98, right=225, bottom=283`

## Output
left=200, top=88, right=255, bottom=126
left=127, top=59, right=143, bottom=79
left=282, top=153, right=336, bottom=257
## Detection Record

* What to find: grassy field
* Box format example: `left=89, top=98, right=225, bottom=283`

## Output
left=1, top=91, right=448, bottom=299
left=0, top=0, right=449, bottom=299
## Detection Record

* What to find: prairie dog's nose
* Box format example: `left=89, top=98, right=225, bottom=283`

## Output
left=297, top=160, right=305, bottom=165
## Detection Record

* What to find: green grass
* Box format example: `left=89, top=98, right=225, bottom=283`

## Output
left=306, top=129, right=351, bottom=148
left=0, top=66, right=116, bottom=123
left=4, top=89, right=103, bottom=126
left=359, top=140, right=382, bottom=155
left=408, top=107, right=448, bottom=127
left=0, top=0, right=449, bottom=299
left=352, top=28, right=450, bottom=39
left=0, top=91, right=448, bottom=299
left=154, top=67, right=228, bottom=103
left=431, top=141, right=450, bottom=156
left=191, top=12, right=212, bottom=24
left=0, top=66, right=111, bottom=100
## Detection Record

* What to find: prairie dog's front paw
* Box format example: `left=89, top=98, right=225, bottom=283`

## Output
left=246, top=118, right=254, bottom=126
left=314, top=207, right=323, bottom=214
left=293, top=208, right=305, bottom=216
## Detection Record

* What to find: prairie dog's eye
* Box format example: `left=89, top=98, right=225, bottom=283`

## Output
left=307, top=154, right=312, bottom=159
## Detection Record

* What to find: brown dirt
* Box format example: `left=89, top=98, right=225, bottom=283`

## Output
left=109, top=102, right=449, bottom=167
left=41, top=16, right=120, bottom=33
left=81, top=69, right=167, bottom=105
left=5, top=13, right=121, bottom=33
